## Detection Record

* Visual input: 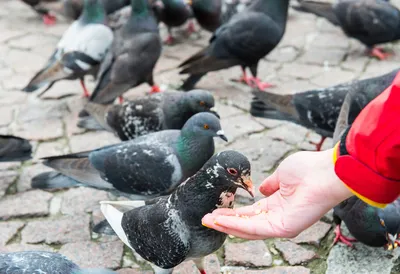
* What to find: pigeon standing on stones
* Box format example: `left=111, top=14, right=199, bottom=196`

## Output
left=22, top=0, right=113, bottom=98
left=178, top=0, right=290, bottom=91
left=250, top=69, right=399, bottom=150
left=100, top=150, right=254, bottom=274
left=32, top=113, right=228, bottom=200
left=330, top=86, right=400, bottom=250
left=77, top=89, right=218, bottom=140
left=85, top=0, right=162, bottom=108
left=0, top=251, right=116, bottom=274
left=293, top=0, right=400, bottom=60
left=20, top=0, right=61, bottom=25
left=0, top=135, right=32, bottom=162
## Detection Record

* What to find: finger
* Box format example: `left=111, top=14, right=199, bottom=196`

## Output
left=259, top=171, right=280, bottom=196
left=202, top=214, right=268, bottom=240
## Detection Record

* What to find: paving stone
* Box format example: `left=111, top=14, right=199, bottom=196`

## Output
left=0, top=105, right=14, bottom=126
left=3, top=48, right=47, bottom=73
left=227, top=266, right=311, bottom=274
left=279, top=63, right=323, bottom=79
left=21, top=215, right=90, bottom=244
left=0, top=190, right=52, bottom=220
left=225, top=241, right=272, bottom=267
left=264, top=123, right=309, bottom=145
left=59, top=240, right=124, bottom=269
left=34, top=140, right=68, bottom=160
left=310, top=68, right=355, bottom=87
left=274, top=240, right=317, bottom=266
left=0, top=162, right=21, bottom=171
left=0, top=243, right=54, bottom=253
left=0, top=221, right=25, bottom=246
left=220, top=114, right=265, bottom=142
left=7, top=33, right=59, bottom=50
left=16, top=164, right=53, bottom=192
left=290, top=221, right=332, bottom=247
left=0, top=170, right=18, bottom=197
left=311, top=32, right=350, bottom=49
left=172, top=261, right=200, bottom=274
left=61, top=187, right=109, bottom=215
left=203, top=254, right=221, bottom=274
left=0, top=29, right=25, bottom=43
left=214, top=101, right=244, bottom=119
left=117, top=269, right=153, bottom=274
left=298, top=48, right=346, bottom=66
left=361, top=60, right=400, bottom=79
left=13, top=118, right=64, bottom=141
left=267, top=46, right=299, bottom=63
left=18, top=100, right=69, bottom=122
left=0, top=90, right=27, bottom=106
left=69, top=131, right=120, bottom=153
left=324, top=209, right=334, bottom=222
left=326, top=224, right=400, bottom=274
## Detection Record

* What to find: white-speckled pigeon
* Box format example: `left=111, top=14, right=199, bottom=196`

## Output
left=77, top=89, right=219, bottom=140
left=31, top=112, right=227, bottom=200
left=0, top=135, right=32, bottom=162
left=251, top=68, right=399, bottom=150
left=100, top=150, right=254, bottom=274
left=22, top=0, right=114, bottom=98
left=0, top=251, right=116, bottom=274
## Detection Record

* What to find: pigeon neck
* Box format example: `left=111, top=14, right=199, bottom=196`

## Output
left=251, top=0, right=289, bottom=28
left=80, top=0, right=106, bottom=24
left=130, top=0, right=149, bottom=18
left=176, top=132, right=215, bottom=176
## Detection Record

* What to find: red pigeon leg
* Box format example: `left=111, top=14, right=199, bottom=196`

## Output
left=199, top=271, right=206, bottom=274
left=309, top=136, right=327, bottom=151
left=80, top=79, right=90, bottom=98
left=119, top=96, right=124, bottom=104
left=187, top=20, right=196, bottom=35
left=247, top=76, right=275, bottom=91
left=368, top=47, right=392, bottom=60
left=150, top=85, right=161, bottom=94
left=43, top=14, right=57, bottom=26
left=164, top=34, right=174, bottom=45
left=332, top=225, right=357, bottom=248
left=237, top=68, right=252, bottom=86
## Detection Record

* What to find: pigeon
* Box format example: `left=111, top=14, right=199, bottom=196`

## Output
left=31, top=112, right=228, bottom=200
left=85, top=0, right=162, bottom=109
left=153, top=0, right=193, bottom=44
left=0, top=251, right=116, bottom=274
left=250, top=68, right=399, bottom=150
left=0, top=135, right=32, bottom=162
left=293, top=0, right=400, bottom=60
left=178, top=0, right=290, bottom=91
left=20, top=0, right=61, bottom=25
left=330, top=87, right=400, bottom=250
left=77, top=89, right=218, bottom=140
left=100, top=150, right=254, bottom=274
left=22, top=0, right=113, bottom=98
left=190, top=0, right=223, bottom=32
left=221, top=0, right=254, bottom=24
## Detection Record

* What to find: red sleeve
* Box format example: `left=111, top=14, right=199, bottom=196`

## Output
left=333, top=72, right=400, bottom=208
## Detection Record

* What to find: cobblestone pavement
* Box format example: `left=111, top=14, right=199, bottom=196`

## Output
left=1, top=1, right=400, bottom=273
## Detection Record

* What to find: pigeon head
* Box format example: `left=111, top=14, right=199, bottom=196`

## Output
left=205, top=150, right=254, bottom=197
left=185, top=89, right=219, bottom=118
left=378, top=201, right=400, bottom=250
left=181, top=112, right=227, bottom=142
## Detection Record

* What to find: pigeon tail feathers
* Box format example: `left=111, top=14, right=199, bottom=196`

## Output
left=293, top=0, right=340, bottom=25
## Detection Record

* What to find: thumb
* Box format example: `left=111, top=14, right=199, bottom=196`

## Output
left=259, top=170, right=280, bottom=196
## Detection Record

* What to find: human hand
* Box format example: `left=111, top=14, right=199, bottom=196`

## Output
left=202, top=148, right=352, bottom=240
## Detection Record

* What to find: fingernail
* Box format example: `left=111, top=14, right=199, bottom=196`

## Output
left=202, top=222, right=210, bottom=228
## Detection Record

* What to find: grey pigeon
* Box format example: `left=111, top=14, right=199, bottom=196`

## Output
left=31, top=112, right=228, bottom=200
left=0, top=135, right=32, bottom=162
left=22, top=0, right=113, bottom=98
left=85, top=0, right=162, bottom=109
left=293, top=0, right=400, bottom=60
left=100, top=150, right=254, bottom=274
left=77, top=89, right=219, bottom=140
left=250, top=68, right=399, bottom=150
left=0, top=251, right=116, bottom=274
left=179, top=0, right=290, bottom=91
left=331, top=87, right=400, bottom=250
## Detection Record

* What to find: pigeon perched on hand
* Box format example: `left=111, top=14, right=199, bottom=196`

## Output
left=178, top=0, right=290, bottom=91
left=77, top=89, right=218, bottom=140
left=100, top=150, right=254, bottom=274
left=32, top=112, right=227, bottom=200
left=22, top=0, right=113, bottom=98
left=250, top=68, right=399, bottom=151
left=0, top=135, right=32, bottom=162
left=293, top=0, right=400, bottom=60
left=330, top=86, right=400, bottom=250
left=85, top=0, right=162, bottom=108
left=0, top=251, right=116, bottom=274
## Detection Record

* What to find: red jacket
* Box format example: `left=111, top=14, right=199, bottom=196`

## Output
left=334, top=72, right=400, bottom=208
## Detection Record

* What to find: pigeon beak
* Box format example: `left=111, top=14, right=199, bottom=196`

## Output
left=208, top=108, right=220, bottom=119
left=184, top=0, right=192, bottom=5
left=216, top=130, right=228, bottom=142
left=240, top=175, right=254, bottom=198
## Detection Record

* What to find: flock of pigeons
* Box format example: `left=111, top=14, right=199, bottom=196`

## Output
left=2, top=0, right=400, bottom=273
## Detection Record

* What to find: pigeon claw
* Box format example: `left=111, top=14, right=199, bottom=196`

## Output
left=150, top=85, right=161, bottom=94
left=368, top=47, right=392, bottom=61
left=247, top=77, right=274, bottom=91
left=309, top=136, right=327, bottom=151
left=43, top=14, right=57, bottom=26
left=187, top=20, right=196, bottom=35
left=164, top=35, right=174, bottom=45
left=80, top=79, right=90, bottom=98
left=332, top=225, right=357, bottom=248
left=199, top=270, right=206, bottom=274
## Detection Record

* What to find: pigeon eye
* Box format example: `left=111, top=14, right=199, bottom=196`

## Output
left=199, top=101, right=205, bottom=106
left=203, top=124, right=209, bottom=130
left=227, top=168, right=238, bottom=175
left=380, top=219, right=385, bottom=227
